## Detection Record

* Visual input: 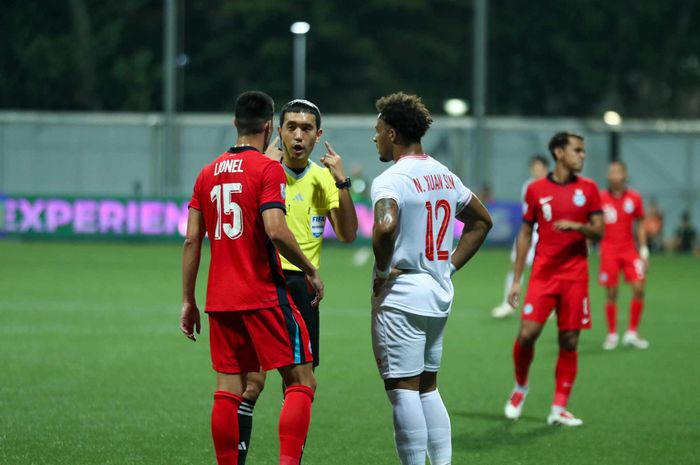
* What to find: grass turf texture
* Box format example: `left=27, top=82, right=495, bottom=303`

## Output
left=0, top=241, right=697, bottom=465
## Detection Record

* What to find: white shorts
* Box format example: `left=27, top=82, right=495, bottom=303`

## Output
left=371, top=307, right=448, bottom=380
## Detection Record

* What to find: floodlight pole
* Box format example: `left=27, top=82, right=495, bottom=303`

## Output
left=163, top=0, right=178, bottom=195
left=291, top=22, right=310, bottom=99
left=472, top=0, right=488, bottom=185
left=609, top=131, right=620, bottom=162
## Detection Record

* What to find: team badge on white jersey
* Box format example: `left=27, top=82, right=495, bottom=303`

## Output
left=572, top=189, right=586, bottom=207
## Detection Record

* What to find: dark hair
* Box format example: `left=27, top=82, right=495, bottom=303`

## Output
left=610, top=159, right=627, bottom=170
left=529, top=154, right=549, bottom=168
left=234, top=91, right=274, bottom=135
left=376, top=92, right=433, bottom=143
left=279, top=99, right=321, bottom=129
left=548, top=131, right=583, bottom=160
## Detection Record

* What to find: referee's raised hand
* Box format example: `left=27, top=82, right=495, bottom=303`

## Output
left=320, top=141, right=346, bottom=182
left=264, top=135, right=283, bottom=162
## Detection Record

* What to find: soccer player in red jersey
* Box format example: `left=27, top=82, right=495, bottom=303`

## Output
left=180, top=91, right=324, bottom=465
left=599, top=161, right=650, bottom=350
left=504, top=132, right=604, bottom=426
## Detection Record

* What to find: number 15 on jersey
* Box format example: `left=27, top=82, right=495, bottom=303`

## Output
left=210, top=183, right=243, bottom=240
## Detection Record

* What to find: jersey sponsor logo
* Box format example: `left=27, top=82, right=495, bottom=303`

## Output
left=539, top=196, right=553, bottom=205
left=293, top=193, right=304, bottom=201
left=624, top=198, right=635, bottom=213
left=573, top=189, right=586, bottom=207
left=523, top=303, right=534, bottom=315
left=310, top=215, right=326, bottom=238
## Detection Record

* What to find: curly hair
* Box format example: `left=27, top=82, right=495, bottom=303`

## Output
left=375, top=92, right=433, bottom=143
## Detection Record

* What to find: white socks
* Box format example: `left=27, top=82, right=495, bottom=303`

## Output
left=420, top=389, right=452, bottom=465
left=387, top=389, right=428, bottom=465
left=386, top=389, right=452, bottom=465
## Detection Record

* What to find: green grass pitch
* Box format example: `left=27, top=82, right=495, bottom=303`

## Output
left=0, top=241, right=698, bottom=465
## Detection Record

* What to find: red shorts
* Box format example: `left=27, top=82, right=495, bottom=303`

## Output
left=521, top=277, right=591, bottom=330
left=208, top=305, right=313, bottom=374
left=599, top=251, right=645, bottom=287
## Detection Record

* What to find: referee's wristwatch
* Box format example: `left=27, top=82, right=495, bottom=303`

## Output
left=335, top=177, right=352, bottom=189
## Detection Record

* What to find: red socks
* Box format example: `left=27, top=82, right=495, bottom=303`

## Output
left=629, top=298, right=644, bottom=332
left=605, top=302, right=617, bottom=334
left=279, top=385, right=314, bottom=465
left=513, top=339, right=534, bottom=386
left=211, top=390, right=243, bottom=465
left=553, top=350, right=578, bottom=408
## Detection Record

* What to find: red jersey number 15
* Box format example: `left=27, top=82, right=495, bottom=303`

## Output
left=425, top=200, right=451, bottom=261
left=210, top=183, right=243, bottom=240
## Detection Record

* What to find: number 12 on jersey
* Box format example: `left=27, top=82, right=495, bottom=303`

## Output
left=425, top=200, right=451, bottom=261
left=210, top=183, right=243, bottom=240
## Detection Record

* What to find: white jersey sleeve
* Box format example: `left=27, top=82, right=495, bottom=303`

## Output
left=371, top=172, right=405, bottom=207
left=454, top=176, right=473, bottom=215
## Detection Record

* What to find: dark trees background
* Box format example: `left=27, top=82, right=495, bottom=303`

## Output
left=1, top=0, right=699, bottom=117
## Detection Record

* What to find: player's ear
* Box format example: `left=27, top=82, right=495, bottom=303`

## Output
left=316, top=127, right=323, bottom=142
left=554, top=147, right=564, bottom=161
left=388, top=127, right=397, bottom=144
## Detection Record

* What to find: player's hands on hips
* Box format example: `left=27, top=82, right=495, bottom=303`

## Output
left=508, top=282, right=521, bottom=309
left=306, top=270, right=324, bottom=307
left=320, top=141, right=346, bottom=182
left=373, top=268, right=403, bottom=296
left=264, top=136, right=283, bottom=162
left=180, top=301, right=201, bottom=341
left=553, top=220, right=581, bottom=232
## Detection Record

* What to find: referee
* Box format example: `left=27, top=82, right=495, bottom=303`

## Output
left=237, top=99, right=358, bottom=465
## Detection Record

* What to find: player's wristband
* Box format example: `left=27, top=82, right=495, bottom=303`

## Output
left=639, top=245, right=650, bottom=260
left=375, top=266, right=391, bottom=279
left=450, top=263, right=457, bottom=276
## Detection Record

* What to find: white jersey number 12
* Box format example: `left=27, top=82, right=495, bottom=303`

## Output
left=425, top=200, right=451, bottom=261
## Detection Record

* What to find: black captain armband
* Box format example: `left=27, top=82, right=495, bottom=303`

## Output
left=335, top=178, right=352, bottom=189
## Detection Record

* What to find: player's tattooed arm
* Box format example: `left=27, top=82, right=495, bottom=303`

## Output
left=372, top=198, right=399, bottom=274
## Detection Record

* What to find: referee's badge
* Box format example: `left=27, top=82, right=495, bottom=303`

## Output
left=572, top=189, right=586, bottom=207
left=310, top=215, right=326, bottom=238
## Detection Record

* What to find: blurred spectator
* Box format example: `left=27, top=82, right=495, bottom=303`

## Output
left=479, top=184, right=494, bottom=204
left=643, top=198, right=664, bottom=252
left=674, top=211, right=697, bottom=253
left=349, top=163, right=370, bottom=202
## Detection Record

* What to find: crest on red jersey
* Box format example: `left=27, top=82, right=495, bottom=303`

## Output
left=572, top=189, right=586, bottom=207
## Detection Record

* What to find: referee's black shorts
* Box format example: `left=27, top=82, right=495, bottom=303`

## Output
left=283, top=270, right=320, bottom=367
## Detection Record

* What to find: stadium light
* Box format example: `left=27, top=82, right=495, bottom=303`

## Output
left=291, top=22, right=310, bottom=98
left=603, top=110, right=622, bottom=127
left=443, top=98, right=469, bottom=117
